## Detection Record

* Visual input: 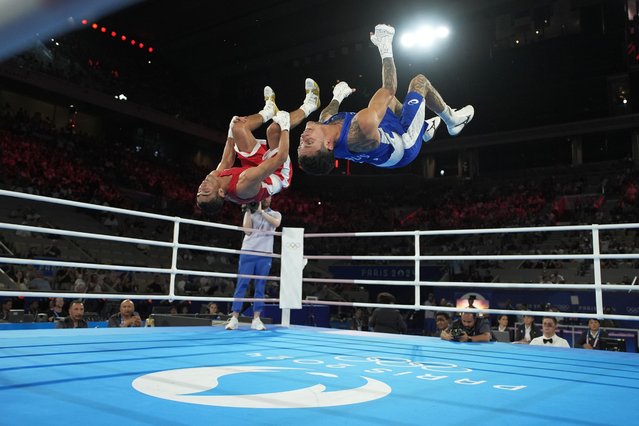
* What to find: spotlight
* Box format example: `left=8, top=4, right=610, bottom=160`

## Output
left=400, top=33, right=416, bottom=48
left=416, top=26, right=435, bottom=48
left=399, top=22, right=451, bottom=51
left=436, top=26, right=450, bottom=38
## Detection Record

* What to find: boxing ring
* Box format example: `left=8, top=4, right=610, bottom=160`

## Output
left=1, top=189, right=638, bottom=425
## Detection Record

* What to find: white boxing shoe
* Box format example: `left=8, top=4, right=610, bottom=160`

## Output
left=300, top=78, right=320, bottom=117
left=251, top=317, right=266, bottom=331
left=305, top=78, right=320, bottom=105
left=422, top=116, right=442, bottom=143
left=264, top=86, right=276, bottom=103
left=259, top=86, right=279, bottom=121
left=447, top=105, right=474, bottom=136
left=225, top=316, right=239, bottom=330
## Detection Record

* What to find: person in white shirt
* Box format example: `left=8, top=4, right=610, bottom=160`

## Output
left=225, top=197, right=281, bottom=331
left=530, top=316, right=570, bottom=348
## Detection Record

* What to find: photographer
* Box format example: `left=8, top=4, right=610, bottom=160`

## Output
left=440, top=311, right=492, bottom=342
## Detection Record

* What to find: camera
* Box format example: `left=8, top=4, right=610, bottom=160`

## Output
left=449, top=326, right=466, bottom=341
left=241, top=202, right=259, bottom=214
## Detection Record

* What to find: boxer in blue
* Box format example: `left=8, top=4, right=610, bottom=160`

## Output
left=298, top=24, right=474, bottom=175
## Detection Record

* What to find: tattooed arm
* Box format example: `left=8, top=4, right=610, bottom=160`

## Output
left=380, top=57, right=397, bottom=95
left=347, top=57, right=397, bottom=150
left=319, top=99, right=341, bottom=122
left=319, top=81, right=356, bottom=122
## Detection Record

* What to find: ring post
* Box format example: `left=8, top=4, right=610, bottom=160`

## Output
left=279, top=227, right=304, bottom=327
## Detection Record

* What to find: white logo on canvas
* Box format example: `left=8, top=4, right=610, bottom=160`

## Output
left=132, top=366, right=391, bottom=408
left=407, top=99, right=419, bottom=105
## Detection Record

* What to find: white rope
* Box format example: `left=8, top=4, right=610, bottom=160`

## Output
left=302, top=277, right=632, bottom=291
left=300, top=300, right=636, bottom=323
left=2, top=189, right=639, bottom=323
left=0, top=222, right=175, bottom=248
left=0, top=257, right=279, bottom=282
left=304, top=254, right=639, bottom=261
left=0, top=290, right=278, bottom=304
left=305, top=222, right=639, bottom=237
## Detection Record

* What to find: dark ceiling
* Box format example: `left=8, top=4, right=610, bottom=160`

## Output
left=82, top=0, right=630, bottom=137
left=101, top=0, right=515, bottom=114
left=106, top=0, right=488, bottom=82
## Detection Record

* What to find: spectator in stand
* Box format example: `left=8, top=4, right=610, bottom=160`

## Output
left=28, top=270, right=51, bottom=291
left=54, top=268, right=74, bottom=291
left=43, top=242, right=61, bottom=258
left=530, top=316, right=570, bottom=348
left=11, top=269, right=28, bottom=290
left=1, top=298, right=13, bottom=321
left=108, top=299, right=142, bottom=328
left=514, top=313, right=542, bottom=344
left=575, top=318, right=608, bottom=350
left=206, top=302, right=224, bottom=320
left=492, top=314, right=514, bottom=342
left=368, top=292, right=407, bottom=334
left=179, top=302, right=191, bottom=314
left=351, top=308, right=369, bottom=332
left=433, top=311, right=451, bottom=337
left=28, top=299, right=42, bottom=316
left=47, top=297, right=66, bottom=322
left=147, top=274, right=166, bottom=294
left=56, top=300, right=88, bottom=328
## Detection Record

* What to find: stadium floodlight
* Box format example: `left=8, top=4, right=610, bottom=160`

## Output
left=436, top=26, right=450, bottom=38
left=416, top=25, right=435, bottom=47
left=400, top=33, right=416, bottom=48
left=399, top=23, right=450, bottom=51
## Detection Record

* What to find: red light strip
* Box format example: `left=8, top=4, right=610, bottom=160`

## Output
left=82, top=19, right=153, bottom=53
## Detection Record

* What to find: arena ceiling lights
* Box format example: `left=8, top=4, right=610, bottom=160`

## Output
left=399, top=24, right=450, bottom=49
left=81, top=19, right=153, bottom=53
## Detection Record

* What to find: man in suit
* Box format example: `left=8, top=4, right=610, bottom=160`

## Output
left=530, top=316, right=570, bottom=348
